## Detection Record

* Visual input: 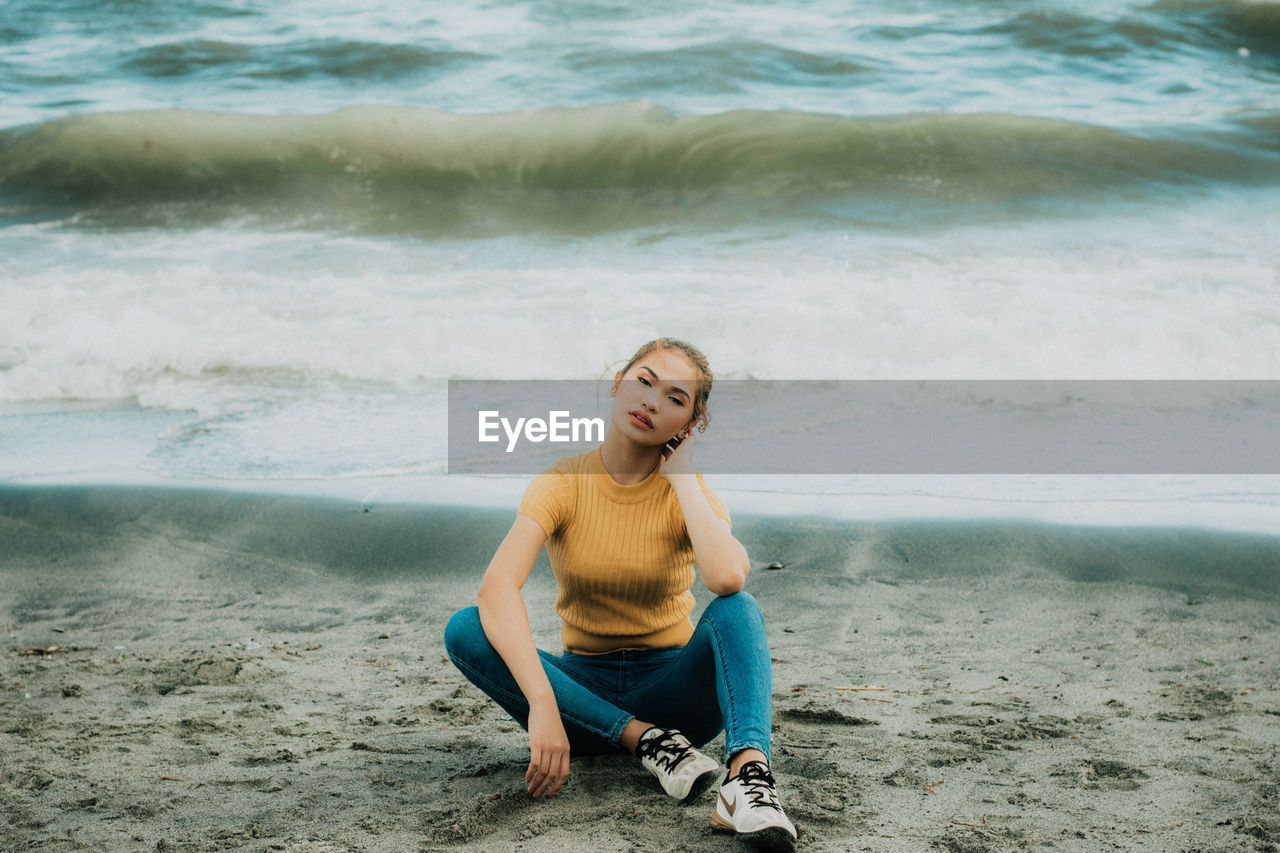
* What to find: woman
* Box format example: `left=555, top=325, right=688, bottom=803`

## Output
left=444, top=338, right=797, bottom=852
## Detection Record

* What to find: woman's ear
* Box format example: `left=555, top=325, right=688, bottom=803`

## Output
left=611, top=369, right=623, bottom=396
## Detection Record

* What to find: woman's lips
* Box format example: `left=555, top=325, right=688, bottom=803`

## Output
left=629, top=410, right=653, bottom=429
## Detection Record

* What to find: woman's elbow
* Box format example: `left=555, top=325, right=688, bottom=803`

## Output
left=710, top=579, right=746, bottom=597
left=704, top=561, right=749, bottom=596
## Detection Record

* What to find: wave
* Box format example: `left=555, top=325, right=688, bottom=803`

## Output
left=119, top=35, right=860, bottom=90
left=1, top=103, right=1276, bottom=234
left=565, top=38, right=873, bottom=94
left=985, top=1, right=1280, bottom=60
left=120, top=38, right=485, bottom=83
left=1148, top=0, right=1280, bottom=54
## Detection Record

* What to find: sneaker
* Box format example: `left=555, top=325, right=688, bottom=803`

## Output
left=711, top=761, right=797, bottom=852
left=635, top=726, right=720, bottom=801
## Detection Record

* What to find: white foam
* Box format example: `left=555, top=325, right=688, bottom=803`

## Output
left=3, top=200, right=1279, bottom=418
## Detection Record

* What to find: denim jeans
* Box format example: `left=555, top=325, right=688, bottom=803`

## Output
left=443, top=591, right=773, bottom=763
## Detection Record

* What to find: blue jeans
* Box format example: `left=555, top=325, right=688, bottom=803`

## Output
left=443, top=591, right=773, bottom=763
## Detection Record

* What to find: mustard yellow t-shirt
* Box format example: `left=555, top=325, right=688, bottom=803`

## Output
left=517, top=447, right=731, bottom=654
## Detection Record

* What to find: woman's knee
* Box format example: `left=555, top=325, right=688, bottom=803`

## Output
left=700, top=591, right=767, bottom=644
left=705, top=590, right=761, bottom=621
left=444, top=605, right=485, bottom=662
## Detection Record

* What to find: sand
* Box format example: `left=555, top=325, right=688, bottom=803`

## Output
left=2, top=485, right=1278, bottom=852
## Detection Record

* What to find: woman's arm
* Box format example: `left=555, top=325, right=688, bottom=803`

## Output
left=661, top=433, right=751, bottom=596
left=476, top=514, right=570, bottom=798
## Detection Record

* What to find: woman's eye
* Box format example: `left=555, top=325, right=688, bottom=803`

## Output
left=669, top=397, right=685, bottom=405
left=637, top=376, right=651, bottom=386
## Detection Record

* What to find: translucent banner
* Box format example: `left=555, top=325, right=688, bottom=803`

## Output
left=447, top=380, right=1280, bottom=474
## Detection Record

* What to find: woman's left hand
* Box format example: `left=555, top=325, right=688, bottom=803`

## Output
left=659, top=428, right=695, bottom=479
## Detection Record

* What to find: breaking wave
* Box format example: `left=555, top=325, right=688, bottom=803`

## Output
left=2, top=102, right=1277, bottom=235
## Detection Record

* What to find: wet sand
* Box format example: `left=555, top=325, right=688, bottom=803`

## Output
left=2, top=486, right=1278, bottom=851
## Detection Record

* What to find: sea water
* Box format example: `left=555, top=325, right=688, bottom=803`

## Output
left=2, top=0, right=1279, bottom=531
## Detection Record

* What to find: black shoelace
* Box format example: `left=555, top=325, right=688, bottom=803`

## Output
left=636, top=728, right=694, bottom=772
left=735, top=761, right=782, bottom=812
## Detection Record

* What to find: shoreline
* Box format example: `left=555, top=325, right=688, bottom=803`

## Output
left=3, top=485, right=1278, bottom=851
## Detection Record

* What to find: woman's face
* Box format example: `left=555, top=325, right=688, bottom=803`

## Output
left=611, top=349, right=701, bottom=446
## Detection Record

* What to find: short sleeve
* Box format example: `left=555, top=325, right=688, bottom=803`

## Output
left=517, top=468, right=572, bottom=538
left=696, top=473, right=731, bottom=527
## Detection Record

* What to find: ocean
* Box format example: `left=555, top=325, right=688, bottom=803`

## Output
left=2, top=0, right=1279, bottom=531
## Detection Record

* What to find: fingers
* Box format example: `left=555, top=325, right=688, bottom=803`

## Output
left=547, top=751, right=571, bottom=797
left=661, top=430, right=695, bottom=473
left=524, top=755, right=544, bottom=797
left=525, top=757, right=565, bottom=797
left=525, top=746, right=570, bottom=798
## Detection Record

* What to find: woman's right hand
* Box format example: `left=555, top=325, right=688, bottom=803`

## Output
left=525, top=701, right=571, bottom=797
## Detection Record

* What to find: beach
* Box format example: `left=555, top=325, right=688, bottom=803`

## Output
left=3, top=486, right=1278, bottom=852
left=4, top=1, right=1280, bottom=849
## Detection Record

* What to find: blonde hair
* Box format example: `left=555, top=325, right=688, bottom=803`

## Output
left=616, top=338, right=714, bottom=433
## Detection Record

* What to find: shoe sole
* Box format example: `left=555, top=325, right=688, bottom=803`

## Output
left=711, top=816, right=796, bottom=852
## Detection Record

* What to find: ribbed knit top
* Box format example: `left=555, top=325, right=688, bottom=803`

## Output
left=517, top=447, right=731, bottom=654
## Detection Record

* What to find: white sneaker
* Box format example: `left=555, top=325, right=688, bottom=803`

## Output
left=711, top=761, right=797, bottom=852
left=635, top=726, right=720, bottom=801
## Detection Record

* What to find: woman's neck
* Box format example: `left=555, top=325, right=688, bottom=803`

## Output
left=599, top=431, right=664, bottom=485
